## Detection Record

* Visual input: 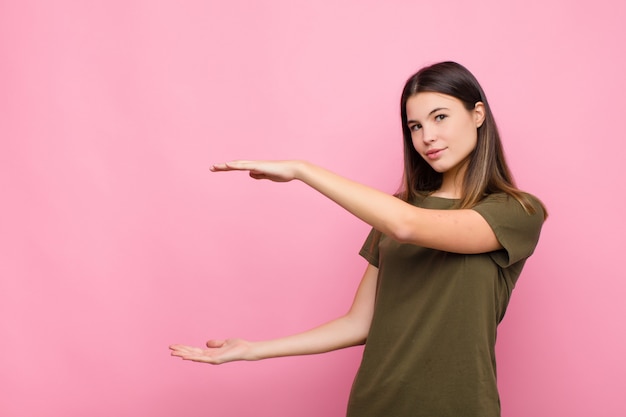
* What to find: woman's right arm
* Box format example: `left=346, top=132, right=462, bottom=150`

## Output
left=169, top=264, right=378, bottom=364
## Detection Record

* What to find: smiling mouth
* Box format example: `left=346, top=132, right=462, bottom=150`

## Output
left=426, top=148, right=445, bottom=159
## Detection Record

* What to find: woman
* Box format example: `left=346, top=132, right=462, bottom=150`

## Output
left=170, top=61, right=546, bottom=417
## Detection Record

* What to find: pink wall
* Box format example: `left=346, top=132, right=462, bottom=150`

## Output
left=1, top=1, right=625, bottom=416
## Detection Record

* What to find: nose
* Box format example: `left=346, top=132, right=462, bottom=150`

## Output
left=421, top=125, right=436, bottom=143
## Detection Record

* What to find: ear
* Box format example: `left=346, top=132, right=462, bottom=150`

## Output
left=473, top=102, right=486, bottom=127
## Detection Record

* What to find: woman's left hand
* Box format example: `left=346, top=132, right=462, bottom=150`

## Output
left=210, top=160, right=302, bottom=183
left=170, top=339, right=255, bottom=364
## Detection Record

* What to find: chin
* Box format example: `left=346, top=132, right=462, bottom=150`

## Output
left=429, top=164, right=448, bottom=174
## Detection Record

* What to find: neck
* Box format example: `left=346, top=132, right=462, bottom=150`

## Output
left=433, top=163, right=467, bottom=199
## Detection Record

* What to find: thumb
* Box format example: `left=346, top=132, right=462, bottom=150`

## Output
left=206, top=339, right=226, bottom=348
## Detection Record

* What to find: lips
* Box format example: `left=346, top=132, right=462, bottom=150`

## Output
left=426, top=148, right=445, bottom=160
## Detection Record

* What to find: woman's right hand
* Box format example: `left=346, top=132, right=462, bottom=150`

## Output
left=169, top=265, right=379, bottom=366
left=169, top=338, right=255, bottom=364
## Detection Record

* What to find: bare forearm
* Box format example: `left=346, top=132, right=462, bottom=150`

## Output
left=294, top=161, right=499, bottom=253
left=294, top=161, right=407, bottom=237
left=247, top=315, right=368, bottom=361
left=210, top=159, right=500, bottom=253
left=170, top=265, right=378, bottom=365
left=294, top=162, right=440, bottom=248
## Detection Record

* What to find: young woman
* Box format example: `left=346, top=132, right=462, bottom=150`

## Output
left=170, top=61, right=546, bottom=417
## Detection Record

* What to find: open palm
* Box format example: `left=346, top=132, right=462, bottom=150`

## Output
left=169, top=338, right=253, bottom=364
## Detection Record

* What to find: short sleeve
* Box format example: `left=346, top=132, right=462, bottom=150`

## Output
left=359, top=228, right=382, bottom=267
left=471, top=193, right=545, bottom=268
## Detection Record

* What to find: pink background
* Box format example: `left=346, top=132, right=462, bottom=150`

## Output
left=1, top=1, right=625, bottom=416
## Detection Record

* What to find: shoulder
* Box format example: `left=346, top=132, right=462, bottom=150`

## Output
left=477, top=192, right=545, bottom=215
left=472, top=191, right=546, bottom=238
left=472, top=191, right=546, bottom=266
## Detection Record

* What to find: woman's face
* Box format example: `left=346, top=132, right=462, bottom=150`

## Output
left=406, top=92, right=485, bottom=176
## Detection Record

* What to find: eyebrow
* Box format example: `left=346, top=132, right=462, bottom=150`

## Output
left=407, top=107, right=449, bottom=124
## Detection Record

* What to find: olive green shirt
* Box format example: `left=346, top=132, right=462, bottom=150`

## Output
left=347, top=193, right=545, bottom=417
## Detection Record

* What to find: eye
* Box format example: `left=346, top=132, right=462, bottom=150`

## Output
left=409, top=123, right=422, bottom=132
left=435, top=114, right=447, bottom=122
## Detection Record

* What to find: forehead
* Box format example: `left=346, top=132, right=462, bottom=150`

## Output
left=405, top=92, right=464, bottom=119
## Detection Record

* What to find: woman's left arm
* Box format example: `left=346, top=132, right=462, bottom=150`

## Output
left=210, top=160, right=500, bottom=254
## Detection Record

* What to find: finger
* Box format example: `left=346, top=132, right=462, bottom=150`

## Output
left=170, top=345, right=203, bottom=355
left=249, top=172, right=267, bottom=180
left=210, top=161, right=254, bottom=172
left=169, top=344, right=189, bottom=350
left=182, top=356, right=217, bottom=364
left=174, top=349, right=221, bottom=363
left=210, top=163, right=232, bottom=171
left=206, top=339, right=226, bottom=348
left=169, top=344, right=197, bottom=351
left=172, top=350, right=208, bottom=361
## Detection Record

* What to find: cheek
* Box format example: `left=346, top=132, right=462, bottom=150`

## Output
left=411, top=138, right=423, bottom=154
left=410, top=132, right=423, bottom=151
left=457, top=124, right=478, bottom=150
left=469, top=129, right=479, bottom=149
